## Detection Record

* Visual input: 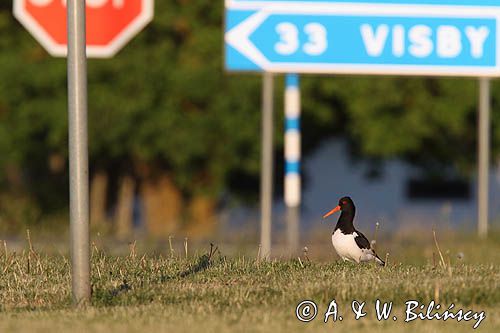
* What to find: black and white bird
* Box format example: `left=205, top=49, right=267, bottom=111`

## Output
left=323, top=196, right=385, bottom=266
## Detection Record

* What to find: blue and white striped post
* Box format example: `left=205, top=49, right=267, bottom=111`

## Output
left=284, top=74, right=300, bottom=253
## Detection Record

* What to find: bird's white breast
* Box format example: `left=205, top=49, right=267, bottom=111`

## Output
left=331, top=229, right=375, bottom=263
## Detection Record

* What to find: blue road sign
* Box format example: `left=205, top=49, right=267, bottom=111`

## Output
left=225, top=0, right=500, bottom=75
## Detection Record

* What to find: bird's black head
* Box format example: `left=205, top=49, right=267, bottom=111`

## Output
left=338, top=196, right=355, bottom=211
left=323, top=196, right=355, bottom=219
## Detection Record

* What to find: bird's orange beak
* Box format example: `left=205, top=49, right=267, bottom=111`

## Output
left=323, top=205, right=341, bottom=219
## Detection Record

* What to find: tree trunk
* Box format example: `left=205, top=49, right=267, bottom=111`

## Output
left=115, top=175, right=135, bottom=240
left=140, top=174, right=182, bottom=238
left=187, top=194, right=217, bottom=237
left=90, top=170, right=108, bottom=229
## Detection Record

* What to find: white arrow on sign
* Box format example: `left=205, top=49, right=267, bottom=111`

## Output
left=225, top=10, right=271, bottom=69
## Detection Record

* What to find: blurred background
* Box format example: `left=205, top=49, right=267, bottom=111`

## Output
left=0, top=1, right=499, bottom=251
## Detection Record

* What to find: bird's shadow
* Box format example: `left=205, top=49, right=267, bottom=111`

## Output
left=162, top=243, right=221, bottom=281
left=91, top=279, right=132, bottom=304
left=92, top=244, right=221, bottom=304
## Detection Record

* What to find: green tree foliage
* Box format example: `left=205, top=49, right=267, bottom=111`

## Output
left=85, top=1, right=265, bottom=198
left=0, top=1, right=498, bottom=224
left=0, top=1, right=265, bottom=217
left=300, top=76, right=499, bottom=177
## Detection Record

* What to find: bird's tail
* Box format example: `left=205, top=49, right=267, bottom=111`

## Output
left=375, top=254, right=385, bottom=267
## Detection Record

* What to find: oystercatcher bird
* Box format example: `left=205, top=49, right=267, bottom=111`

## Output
left=323, top=196, right=385, bottom=266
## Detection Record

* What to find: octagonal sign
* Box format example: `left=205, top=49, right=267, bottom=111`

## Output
left=14, top=0, right=154, bottom=58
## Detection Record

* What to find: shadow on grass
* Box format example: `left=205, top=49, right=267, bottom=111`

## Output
left=91, top=279, right=132, bottom=305
left=92, top=244, right=221, bottom=305
left=162, top=243, right=220, bottom=281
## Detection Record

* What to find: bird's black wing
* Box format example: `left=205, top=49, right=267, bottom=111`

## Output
left=354, top=231, right=371, bottom=249
left=355, top=230, right=385, bottom=266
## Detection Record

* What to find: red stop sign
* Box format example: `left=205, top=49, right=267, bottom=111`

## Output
left=14, top=0, right=154, bottom=57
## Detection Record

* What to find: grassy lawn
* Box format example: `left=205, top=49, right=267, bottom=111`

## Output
left=0, top=231, right=499, bottom=332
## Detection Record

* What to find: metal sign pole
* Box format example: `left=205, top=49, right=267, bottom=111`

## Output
left=260, top=73, right=274, bottom=259
left=67, top=0, right=90, bottom=304
left=478, top=77, right=490, bottom=238
left=284, top=74, right=300, bottom=254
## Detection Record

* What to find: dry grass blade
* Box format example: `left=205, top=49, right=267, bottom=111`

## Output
left=168, top=236, right=174, bottom=257
left=2, top=254, right=15, bottom=275
left=26, top=229, right=34, bottom=254
left=129, top=241, right=137, bottom=259
left=434, top=280, right=440, bottom=303
left=432, top=228, right=446, bottom=269
left=372, top=222, right=380, bottom=251
left=303, top=246, right=310, bottom=262
left=256, top=244, right=261, bottom=264
left=447, top=251, right=453, bottom=277
left=297, top=256, right=304, bottom=268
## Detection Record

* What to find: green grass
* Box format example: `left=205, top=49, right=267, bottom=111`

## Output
left=0, top=232, right=499, bottom=332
